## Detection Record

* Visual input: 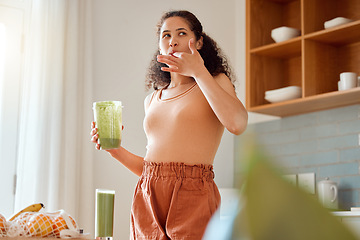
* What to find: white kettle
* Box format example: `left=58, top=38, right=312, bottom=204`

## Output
left=317, top=177, right=338, bottom=209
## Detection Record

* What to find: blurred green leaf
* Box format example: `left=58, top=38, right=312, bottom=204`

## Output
left=232, top=134, right=357, bottom=240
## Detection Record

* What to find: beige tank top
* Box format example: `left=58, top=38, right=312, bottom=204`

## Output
left=143, top=83, right=224, bottom=165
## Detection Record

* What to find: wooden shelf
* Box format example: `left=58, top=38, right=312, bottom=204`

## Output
left=250, top=37, right=301, bottom=58
left=305, top=20, right=360, bottom=45
left=250, top=20, right=360, bottom=53
left=246, top=0, right=360, bottom=117
left=248, top=87, right=360, bottom=117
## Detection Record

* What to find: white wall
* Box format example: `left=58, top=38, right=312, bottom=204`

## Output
left=92, top=0, right=242, bottom=238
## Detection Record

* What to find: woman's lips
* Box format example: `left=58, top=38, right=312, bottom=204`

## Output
left=169, top=51, right=177, bottom=57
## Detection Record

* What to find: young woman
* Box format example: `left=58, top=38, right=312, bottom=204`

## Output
left=91, top=10, right=248, bottom=240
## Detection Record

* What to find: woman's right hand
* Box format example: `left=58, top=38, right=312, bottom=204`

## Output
left=90, top=121, right=101, bottom=150
left=90, top=121, right=124, bottom=150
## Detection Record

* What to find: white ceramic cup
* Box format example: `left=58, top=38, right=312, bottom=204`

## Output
left=339, top=72, right=357, bottom=90
left=338, top=81, right=345, bottom=91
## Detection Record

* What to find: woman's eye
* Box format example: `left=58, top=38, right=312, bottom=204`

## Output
left=162, top=34, right=170, bottom=38
left=179, top=32, right=186, bottom=36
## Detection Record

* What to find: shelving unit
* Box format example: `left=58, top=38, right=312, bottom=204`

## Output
left=246, top=0, right=360, bottom=117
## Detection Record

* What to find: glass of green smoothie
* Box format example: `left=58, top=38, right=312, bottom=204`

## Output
left=93, top=101, right=122, bottom=150
left=95, top=189, right=115, bottom=240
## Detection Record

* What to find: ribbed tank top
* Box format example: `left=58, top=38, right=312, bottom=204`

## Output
left=143, top=83, right=224, bottom=165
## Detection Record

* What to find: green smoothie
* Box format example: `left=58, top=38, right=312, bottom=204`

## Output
left=95, top=189, right=115, bottom=238
left=93, top=101, right=122, bottom=150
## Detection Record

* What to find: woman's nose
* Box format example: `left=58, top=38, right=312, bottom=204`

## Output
left=169, top=38, right=178, bottom=47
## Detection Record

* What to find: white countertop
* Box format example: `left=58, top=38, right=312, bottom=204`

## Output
left=332, top=211, right=360, bottom=217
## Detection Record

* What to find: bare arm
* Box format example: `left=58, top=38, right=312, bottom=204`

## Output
left=90, top=93, right=155, bottom=176
left=106, top=147, right=144, bottom=177
left=157, top=39, right=248, bottom=135
left=90, top=122, right=144, bottom=177
left=194, top=71, right=248, bottom=135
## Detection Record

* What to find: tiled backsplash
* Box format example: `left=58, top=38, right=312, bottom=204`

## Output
left=235, top=104, right=360, bottom=210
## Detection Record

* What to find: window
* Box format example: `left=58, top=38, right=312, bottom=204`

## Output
left=0, top=3, right=25, bottom=218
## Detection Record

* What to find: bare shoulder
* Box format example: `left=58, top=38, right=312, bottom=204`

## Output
left=144, top=91, right=156, bottom=112
left=214, top=73, right=237, bottom=97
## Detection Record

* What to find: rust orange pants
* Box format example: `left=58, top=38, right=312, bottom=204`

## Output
left=130, top=161, right=221, bottom=240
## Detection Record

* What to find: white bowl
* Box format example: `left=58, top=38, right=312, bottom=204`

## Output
left=265, top=86, right=302, bottom=103
left=271, top=26, right=301, bottom=43
left=324, top=17, right=353, bottom=29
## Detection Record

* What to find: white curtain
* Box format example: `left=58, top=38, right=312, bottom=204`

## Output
left=15, top=0, right=94, bottom=232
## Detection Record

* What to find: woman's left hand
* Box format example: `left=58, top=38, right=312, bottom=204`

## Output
left=156, top=38, right=206, bottom=78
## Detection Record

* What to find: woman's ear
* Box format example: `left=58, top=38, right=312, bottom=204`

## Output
left=196, top=36, right=203, bottom=50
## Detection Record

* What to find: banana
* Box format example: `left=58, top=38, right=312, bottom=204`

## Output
left=8, top=203, right=45, bottom=221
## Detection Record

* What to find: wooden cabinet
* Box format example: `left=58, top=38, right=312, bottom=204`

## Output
left=246, top=0, right=360, bottom=117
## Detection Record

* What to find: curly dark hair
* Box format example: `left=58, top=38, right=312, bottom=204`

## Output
left=145, top=10, right=235, bottom=90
